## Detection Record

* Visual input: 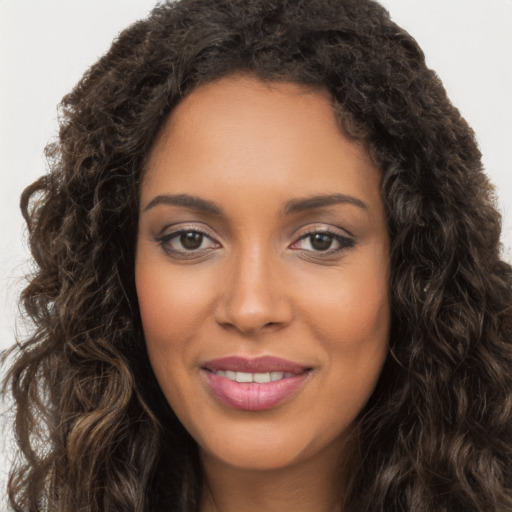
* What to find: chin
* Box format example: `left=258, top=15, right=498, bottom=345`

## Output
left=190, top=411, right=351, bottom=473
left=201, top=439, right=310, bottom=471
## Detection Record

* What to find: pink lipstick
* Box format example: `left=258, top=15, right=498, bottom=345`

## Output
left=201, top=356, right=312, bottom=411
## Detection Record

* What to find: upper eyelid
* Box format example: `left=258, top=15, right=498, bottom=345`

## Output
left=292, top=231, right=354, bottom=247
left=157, top=222, right=219, bottom=239
left=292, top=223, right=354, bottom=239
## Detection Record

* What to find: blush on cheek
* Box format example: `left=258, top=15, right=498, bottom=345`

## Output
left=136, top=266, right=192, bottom=332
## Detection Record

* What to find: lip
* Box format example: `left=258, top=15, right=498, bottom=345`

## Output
left=201, top=356, right=312, bottom=411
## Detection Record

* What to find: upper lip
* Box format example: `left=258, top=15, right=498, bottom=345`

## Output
left=201, top=356, right=310, bottom=374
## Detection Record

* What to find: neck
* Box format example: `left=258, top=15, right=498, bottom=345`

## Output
left=199, top=435, right=357, bottom=512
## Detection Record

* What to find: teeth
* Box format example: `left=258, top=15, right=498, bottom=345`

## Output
left=235, top=372, right=253, bottom=383
left=253, top=372, right=271, bottom=383
left=214, top=370, right=295, bottom=383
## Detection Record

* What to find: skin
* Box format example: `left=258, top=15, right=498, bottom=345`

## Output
left=136, top=75, right=390, bottom=512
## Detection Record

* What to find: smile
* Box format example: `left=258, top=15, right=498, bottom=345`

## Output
left=211, top=370, right=295, bottom=383
left=201, top=356, right=312, bottom=411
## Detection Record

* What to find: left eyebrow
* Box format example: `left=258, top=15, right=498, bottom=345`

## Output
left=143, top=193, right=223, bottom=215
left=283, top=193, right=368, bottom=215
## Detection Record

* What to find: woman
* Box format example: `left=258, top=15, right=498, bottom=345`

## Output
left=3, top=0, right=512, bottom=510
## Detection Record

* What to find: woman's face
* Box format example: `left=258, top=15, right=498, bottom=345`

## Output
left=136, top=75, right=390, bottom=472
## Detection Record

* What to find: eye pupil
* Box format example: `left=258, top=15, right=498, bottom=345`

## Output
left=180, top=232, right=203, bottom=249
left=311, top=233, right=333, bottom=251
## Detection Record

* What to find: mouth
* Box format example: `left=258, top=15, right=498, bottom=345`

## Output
left=201, top=356, right=313, bottom=411
left=206, top=369, right=297, bottom=383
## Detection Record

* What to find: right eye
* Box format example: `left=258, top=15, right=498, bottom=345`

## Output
left=156, top=228, right=220, bottom=258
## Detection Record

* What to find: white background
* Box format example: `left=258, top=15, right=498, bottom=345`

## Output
left=1, top=0, right=511, bottom=507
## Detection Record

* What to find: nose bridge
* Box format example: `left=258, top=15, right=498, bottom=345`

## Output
left=214, top=239, right=291, bottom=334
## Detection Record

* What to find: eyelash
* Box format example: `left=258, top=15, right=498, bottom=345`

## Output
left=155, top=226, right=355, bottom=259
left=290, top=228, right=355, bottom=255
left=155, top=227, right=220, bottom=259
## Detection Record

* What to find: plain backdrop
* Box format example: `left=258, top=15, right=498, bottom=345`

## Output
left=1, top=0, right=511, bottom=506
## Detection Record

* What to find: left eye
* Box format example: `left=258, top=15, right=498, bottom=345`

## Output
left=178, top=231, right=208, bottom=250
left=292, top=231, right=354, bottom=253
left=157, top=229, right=219, bottom=256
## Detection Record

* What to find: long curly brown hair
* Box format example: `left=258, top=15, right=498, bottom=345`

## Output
left=3, top=0, right=512, bottom=510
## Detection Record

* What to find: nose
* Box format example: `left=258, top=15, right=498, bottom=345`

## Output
left=213, top=246, right=293, bottom=336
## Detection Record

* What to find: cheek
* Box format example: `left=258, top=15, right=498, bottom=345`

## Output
left=334, top=279, right=389, bottom=351
left=298, top=253, right=390, bottom=405
left=135, top=261, right=199, bottom=407
left=304, top=271, right=389, bottom=437
left=301, top=256, right=390, bottom=348
left=135, top=261, right=201, bottom=411
left=135, top=255, right=225, bottom=412
left=135, top=259, right=210, bottom=347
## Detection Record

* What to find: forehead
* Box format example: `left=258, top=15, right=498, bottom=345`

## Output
left=142, top=74, right=381, bottom=216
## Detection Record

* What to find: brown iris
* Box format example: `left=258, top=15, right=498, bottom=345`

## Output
left=310, top=233, right=334, bottom=251
left=181, top=232, right=203, bottom=249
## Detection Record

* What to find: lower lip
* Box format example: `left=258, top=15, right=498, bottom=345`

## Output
left=203, top=371, right=310, bottom=411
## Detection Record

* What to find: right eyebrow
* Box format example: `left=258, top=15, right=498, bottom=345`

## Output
left=283, top=193, right=367, bottom=215
left=142, top=193, right=223, bottom=215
